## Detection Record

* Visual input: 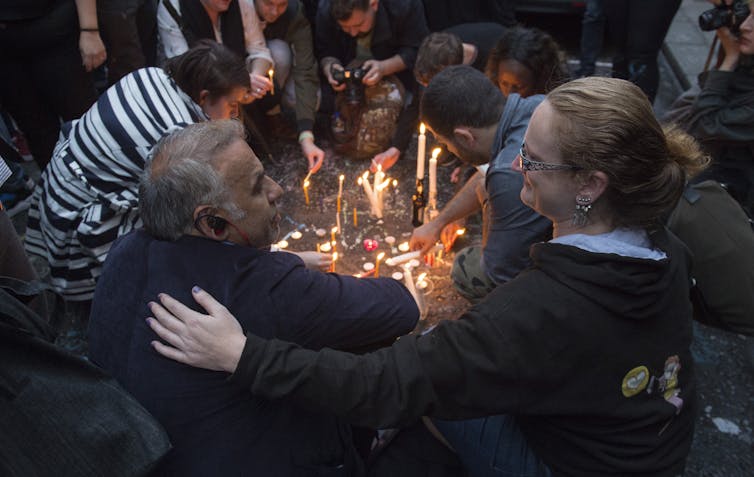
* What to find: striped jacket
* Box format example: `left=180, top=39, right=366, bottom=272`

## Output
left=25, top=67, right=207, bottom=301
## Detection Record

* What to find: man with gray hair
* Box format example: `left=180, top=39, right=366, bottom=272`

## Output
left=87, top=120, right=419, bottom=475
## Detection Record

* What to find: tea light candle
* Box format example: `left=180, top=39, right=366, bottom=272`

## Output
left=315, top=228, right=326, bottom=237
left=363, top=239, right=379, bottom=252
left=417, top=272, right=428, bottom=289
left=385, top=236, right=396, bottom=246
left=391, top=271, right=404, bottom=281
left=320, top=242, right=332, bottom=252
left=291, top=230, right=303, bottom=240
left=363, top=262, right=375, bottom=271
left=408, top=259, right=420, bottom=268
left=276, top=240, right=289, bottom=249
left=398, top=241, right=410, bottom=252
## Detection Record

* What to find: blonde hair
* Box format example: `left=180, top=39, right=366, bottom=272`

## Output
left=546, top=77, right=709, bottom=228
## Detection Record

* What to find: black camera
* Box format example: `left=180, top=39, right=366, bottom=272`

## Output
left=699, top=0, right=750, bottom=32
left=330, top=64, right=367, bottom=104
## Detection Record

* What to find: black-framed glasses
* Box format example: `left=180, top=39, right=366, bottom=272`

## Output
left=518, top=142, right=583, bottom=172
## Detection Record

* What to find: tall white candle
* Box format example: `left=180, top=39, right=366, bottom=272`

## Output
left=416, top=123, right=426, bottom=180
left=428, top=147, right=440, bottom=209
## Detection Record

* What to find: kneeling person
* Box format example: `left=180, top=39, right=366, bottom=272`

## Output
left=87, top=120, right=419, bottom=475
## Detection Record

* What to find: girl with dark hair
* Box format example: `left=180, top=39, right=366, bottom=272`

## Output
left=25, top=40, right=250, bottom=304
left=485, top=26, right=569, bottom=98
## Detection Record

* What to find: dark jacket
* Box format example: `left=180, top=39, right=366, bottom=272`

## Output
left=88, top=230, right=419, bottom=476
left=688, top=67, right=754, bottom=209
left=231, top=228, right=697, bottom=476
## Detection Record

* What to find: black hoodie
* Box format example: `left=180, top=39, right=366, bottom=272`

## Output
left=233, top=227, right=697, bottom=476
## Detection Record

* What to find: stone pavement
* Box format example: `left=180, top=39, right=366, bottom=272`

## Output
left=663, top=0, right=719, bottom=90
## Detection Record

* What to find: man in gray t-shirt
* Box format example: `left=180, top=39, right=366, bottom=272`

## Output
left=410, top=66, right=551, bottom=303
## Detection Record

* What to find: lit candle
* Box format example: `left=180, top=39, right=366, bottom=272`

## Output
left=330, top=251, right=338, bottom=273
left=363, top=262, right=375, bottom=272
left=391, top=271, right=404, bottom=281
left=303, top=179, right=310, bottom=206
left=417, top=272, right=428, bottom=289
left=316, top=243, right=321, bottom=253
left=276, top=240, right=288, bottom=249
left=375, top=252, right=385, bottom=277
left=416, top=123, right=426, bottom=180
left=353, top=207, right=358, bottom=227
left=291, top=230, right=302, bottom=240
left=331, top=226, right=338, bottom=244
left=320, top=242, right=332, bottom=252
left=268, top=69, right=275, bottom=95
left=398, top=241, right=410, bottom=252
left=429, top=147, right=441, bottom=210
left=315, top=228, right=326, bottom=237
left=337, top=174, right=344, bottom=213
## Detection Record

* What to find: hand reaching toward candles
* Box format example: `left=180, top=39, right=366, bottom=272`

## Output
left=147, top=287, right=246, bottom=373
left=409, top=219, right=444, bottom=255
left=301, top=138, right=325, bottom=174
left=370, top=147, right=400, bottom=173
left=290, top=251, right=332, bottom=272
left=249, top=73, right=273, bottom=99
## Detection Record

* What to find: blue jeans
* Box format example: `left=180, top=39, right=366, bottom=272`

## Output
left=433, top=415, right=552, bottom=477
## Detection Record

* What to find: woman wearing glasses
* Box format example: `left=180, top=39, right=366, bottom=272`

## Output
left=147, top=76, right=708, bottom=476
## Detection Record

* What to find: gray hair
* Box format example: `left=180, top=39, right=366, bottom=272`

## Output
left=139, top=120, right=247, bottom=241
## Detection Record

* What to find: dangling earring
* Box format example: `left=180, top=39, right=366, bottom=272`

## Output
left=572, top=195, right=592, bottom=227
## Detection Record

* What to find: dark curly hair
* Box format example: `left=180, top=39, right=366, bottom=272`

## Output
left=485, top=26, right=568, bottom=96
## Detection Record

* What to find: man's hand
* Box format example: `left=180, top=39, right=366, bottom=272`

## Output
left=362, top=59, right=385, bottom=86
left=717, top=25, right=741, bottom=71
left=147, top=287, right=246, bottom=373
left=325, top=63, right=347, bottom=92
left=410, top=219, right=445, bottom=255
left=290, top=251, right=332, bottom=272
left=440, top=220, right=465, bottom=251
left=301, top=137, right=325, bottom=173
left=370, top=147, right=400, bottom=173
left=79, top=31, right=106, bottom=72
left=249, top=73, right=273, bottom=99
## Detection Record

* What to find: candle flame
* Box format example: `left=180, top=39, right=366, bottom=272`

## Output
left=357, top=177, right=363, bottom=185
left=377, top=252, right=385, bottom=261
left=392, top=179, right=398, bottom=187
left=268, top=69, right=274, bottom=77
left=332, top=252, right=338, bottom=261
left=303, top=180, right=310, bottom=187
left=331, top=226, right=338, bottom=233
left=377, top=164, right=382, bottom=173
left=456, top=228, right=466, bottom=236
left=420, top=122, right=426, bottom=134
left=339, top=174, right=345, bottom=182
left=417, top=272, right=427, bottom=282
left=431, top=147, right=442, bottom=160
left=362, top=170, right=370, bottom=180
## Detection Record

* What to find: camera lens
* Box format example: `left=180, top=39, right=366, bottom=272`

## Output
left=698, top=6, right=733, bottom=31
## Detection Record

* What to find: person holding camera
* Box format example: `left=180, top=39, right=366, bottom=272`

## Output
left=686, top=0, right=754, bottom=217
left=316, top=0, right=429, bottom=170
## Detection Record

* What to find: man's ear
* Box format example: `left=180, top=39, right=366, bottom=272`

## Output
left=192, top=206, right=230, bottom=241
left=198, top=89, right=210, bottom=108
left=369, top=0, right=379, bottom=12
left=452, top=127, right=475, bottom=150
left=579, top=171, right=609, bottom=203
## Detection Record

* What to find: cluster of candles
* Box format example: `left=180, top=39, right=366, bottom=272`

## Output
left=415, top=123, right=441, bottom=222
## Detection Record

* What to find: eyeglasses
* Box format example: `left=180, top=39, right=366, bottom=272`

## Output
left=518, top=142, right=583, bottom=172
